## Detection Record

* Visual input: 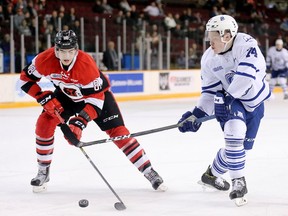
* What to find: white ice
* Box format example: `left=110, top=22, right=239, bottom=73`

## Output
left=1, top=94, right=288, bottom=216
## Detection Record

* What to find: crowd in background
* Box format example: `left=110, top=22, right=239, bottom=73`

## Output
left=0, top=0, right=288, bottom=72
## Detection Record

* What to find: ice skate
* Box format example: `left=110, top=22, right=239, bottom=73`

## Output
left=229, top=177, right=248, bottom=206
left=144, top=168, right=167, bottom=191
left=198, top=166, right=230, bottom=191
left=31, top=165, right=50, bottom=193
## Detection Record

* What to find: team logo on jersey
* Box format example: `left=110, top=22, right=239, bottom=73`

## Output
left=225, top=70, right=235, bottom=84
left=93, top=77, right=103, bottom=91
left=59, top=82, right=83, bottom=99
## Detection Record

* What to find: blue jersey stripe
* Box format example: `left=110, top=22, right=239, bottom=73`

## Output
left=235, top=71, right=256, bottom=79
left=202, top=81, right=221, bottom=90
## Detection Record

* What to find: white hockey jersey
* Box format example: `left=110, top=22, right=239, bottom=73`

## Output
left=266, top=46, right=288, bottom=71
left=197, top=32, right=270, bottom=114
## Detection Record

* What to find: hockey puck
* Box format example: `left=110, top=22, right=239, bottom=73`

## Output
left=79, top=199, right=89, bottom=208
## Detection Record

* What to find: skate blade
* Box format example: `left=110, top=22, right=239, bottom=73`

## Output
left=33, top=183, right=48, bottom=193
left=198, top=180, right=216, bottom=190
left=197, top=180, right=228, bottom=193
left=156, top=183, right=168, bottom=192
left=234, top=197, right=248, bottom=207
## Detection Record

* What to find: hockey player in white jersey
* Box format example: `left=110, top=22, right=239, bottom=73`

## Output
left=177, top=15, right=270, bottom=206
left=266, top=38, right=288, bottom=99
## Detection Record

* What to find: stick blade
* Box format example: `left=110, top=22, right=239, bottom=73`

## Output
left=114, top=202, right=126, bottom=211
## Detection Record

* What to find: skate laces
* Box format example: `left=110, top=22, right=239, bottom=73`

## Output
left=145, top=169, right=161, bottom=183
left=37, top=166, right=49, bottom=177
left=206, top=167, right=226, bottom=187
left=215, top=177, right=226, bottom=187
left=232, top=178, right=245, bottom=191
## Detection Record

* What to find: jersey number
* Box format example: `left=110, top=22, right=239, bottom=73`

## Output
left=246, top=47, right=258, bottom=58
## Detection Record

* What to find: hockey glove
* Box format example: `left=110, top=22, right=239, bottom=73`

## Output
left=36, top=91, right=64, bottom=117
left=67, top=116, right=87, bottom=145
left=178, top=107, right=208, bottom=133
left=214, top=91, right=234, bottom=122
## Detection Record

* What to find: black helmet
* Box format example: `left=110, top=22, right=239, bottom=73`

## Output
left=54, top=30, right=78, bottom=49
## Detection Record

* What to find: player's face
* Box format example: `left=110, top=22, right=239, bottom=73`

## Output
left=276, top=44, right=283, bottom=50
left=207, top=31, right=226, bottom=54
left=57, top=48, right=77, bottom=66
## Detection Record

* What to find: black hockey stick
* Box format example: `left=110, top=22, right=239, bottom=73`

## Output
left=79, top=147, right=126, bottom=210
left=55, top=112, right=126, bottom=211
left=61, top=114, right=215, bottom=148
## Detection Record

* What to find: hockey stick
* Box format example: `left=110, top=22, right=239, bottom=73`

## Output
left=78, top=147, right=126, bottom=210
left=55, top=112, right=126, bottom=211
left=61, top=114, right=215, bottom=148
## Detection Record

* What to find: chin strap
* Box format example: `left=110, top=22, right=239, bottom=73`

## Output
left=220, top=35, right=235, bottom=53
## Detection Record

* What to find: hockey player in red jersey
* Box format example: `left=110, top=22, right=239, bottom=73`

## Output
left=20, top=30, right=166, bottom=192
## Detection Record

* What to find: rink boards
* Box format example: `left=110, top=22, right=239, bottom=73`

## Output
left=0, top=70, right=202, bottom=108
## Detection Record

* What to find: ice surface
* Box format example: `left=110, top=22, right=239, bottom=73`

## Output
left=1, top=94, right=288, bottom=216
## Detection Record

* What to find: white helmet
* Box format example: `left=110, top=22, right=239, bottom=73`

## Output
left=275, top=39, right=283, bottom=46
left=206, top=15, right=238, bottom=38
left=275, top=39, right=283, bottom=50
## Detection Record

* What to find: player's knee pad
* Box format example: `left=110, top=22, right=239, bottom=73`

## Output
left=224, top=119, right=246, bottom=141
left=105, top=125, right=135, bottom=148
left=35, top=112, right=60, bottom=138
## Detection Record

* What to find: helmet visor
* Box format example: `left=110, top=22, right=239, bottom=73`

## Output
left=205, top=31, right=221, bottom=42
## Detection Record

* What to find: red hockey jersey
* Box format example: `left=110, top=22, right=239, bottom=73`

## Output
left=20, top=47, right=110, bottom=115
